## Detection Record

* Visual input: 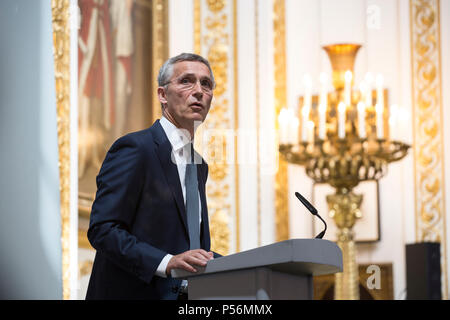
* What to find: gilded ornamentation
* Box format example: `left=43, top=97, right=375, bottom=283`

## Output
left=210, top=209, right=231, bottom=255
left=194, top=0, right=202, bottom=54
left=273, top=0, right=290, bottom=241
left=51, top=0, right=71, bottom=300
left=410, top=0, right=448, bottom=298
left=197, top=0, right=236, bottom=255
left=206, top=0, right=226, bottom=13
left=327, top=190, right=362, bottom=299
left=151, top=0, right=169, bottom=122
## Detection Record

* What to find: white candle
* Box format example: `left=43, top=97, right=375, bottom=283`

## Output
left=359, top=81, right=366, bottom=103
left=278, top=108, right=288, bottom=144
left=338, top=102, right=346, bottom=139
left=301, top=105, right=310, bottom=142
left=389, top=104, right=398, bottom=141
left=319, top=72, right=328, bottom=107
left=357, top=101, right=366, bottom=138
left=291, top=116, right=299, bottom=145
left=286, top=108, right=299, bottom=145
left=376, top=103, right=384, bottom=139
left=364, top=72, right=373, bottom=106
left=318, top=73, right=328, bottom=140
left=307, top=120, right=315, bottom=144
left=344, top=70, right=352, bottom=106
left=303, top=74, right=312, bottom=109
left=376, top=74, right=384, bottom=110
left=319, top=103, right=327, bottom=140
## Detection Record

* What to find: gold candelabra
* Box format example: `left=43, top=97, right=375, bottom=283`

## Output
left=278, top=44, right=410, bottom=299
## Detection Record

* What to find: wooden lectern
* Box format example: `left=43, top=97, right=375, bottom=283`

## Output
left=172, top=239, right=343, bottom=300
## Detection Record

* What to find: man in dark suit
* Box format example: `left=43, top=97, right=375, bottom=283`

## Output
left=86, top=53, right=218, bottom=300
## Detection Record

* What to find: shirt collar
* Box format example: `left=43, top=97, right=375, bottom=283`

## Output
left=160, top=116, right=192, bottom=152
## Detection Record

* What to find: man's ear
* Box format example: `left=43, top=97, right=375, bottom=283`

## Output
left=157, top=87, right=168, bottom=105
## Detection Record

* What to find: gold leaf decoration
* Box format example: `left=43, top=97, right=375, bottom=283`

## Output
left=197, top=0, right=235, bottom=255
left=51, top=0, right=71, bottom=300
left=273, top=0, right=290, bottom=241
left=410, top=0, right=447, bottom=298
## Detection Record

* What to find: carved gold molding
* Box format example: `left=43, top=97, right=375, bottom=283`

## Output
left=51, top=0, right=71, bottom=300
left=410, top=0, right=448, bottom=298
left=151, top=0, right=169, bottom=122
left=194, top=0, right=202, bottom=55
left=195, top=0, right=238, bottom=255
left=273, top=0, right=290, bottom=241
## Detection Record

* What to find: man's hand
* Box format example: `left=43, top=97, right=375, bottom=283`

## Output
left=166, top=249, right=214, bottom=276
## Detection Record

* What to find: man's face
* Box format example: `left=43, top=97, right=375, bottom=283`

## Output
left=158, top=60, right=214, bottom=131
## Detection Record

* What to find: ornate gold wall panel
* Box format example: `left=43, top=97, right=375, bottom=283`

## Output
left=194, top=0, right=238, bottom=255
left=194, top=0, right=202, bottom=55
left=273, top=0, right=290, bottom=241
left=51, top=0, right=71, bottom=300
left=410, top=0, right=448, bottom=298
left=151, top=0, right=169, bottom=122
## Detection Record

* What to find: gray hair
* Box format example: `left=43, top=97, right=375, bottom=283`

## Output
left=157, top=53, right=216, bottom=89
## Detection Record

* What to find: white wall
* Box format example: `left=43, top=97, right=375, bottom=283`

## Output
left=236, top=0, right=258, bottom=251
left=0, top=0, right=62, bottom=299
left=169, top=0, right=194, bottom=55
left=257, top=0, right=276, bottom=247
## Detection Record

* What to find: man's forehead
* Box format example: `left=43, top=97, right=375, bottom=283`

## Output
left=172, top=60, right=211, bottom=78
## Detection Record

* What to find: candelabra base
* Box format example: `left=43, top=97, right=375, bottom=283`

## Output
left=334, top=232, right=360, bottom=300
left=327, top=189, right=362, bottom=300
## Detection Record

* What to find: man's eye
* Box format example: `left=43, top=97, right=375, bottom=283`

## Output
left=180, top=78, right=190, bottom=84
left=201, top=80, right=212, bottom=88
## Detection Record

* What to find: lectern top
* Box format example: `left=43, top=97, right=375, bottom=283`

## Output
left=172, top=238, right=342, bottom=279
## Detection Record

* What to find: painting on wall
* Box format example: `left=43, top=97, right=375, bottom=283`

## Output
left=77, top=0, right=164, bottom=219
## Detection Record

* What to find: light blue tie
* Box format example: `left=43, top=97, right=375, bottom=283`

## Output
left=185, top=143, right=200, bottom=250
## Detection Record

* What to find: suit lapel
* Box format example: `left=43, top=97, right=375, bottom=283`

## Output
left=151, top=121, right=188, bottom=234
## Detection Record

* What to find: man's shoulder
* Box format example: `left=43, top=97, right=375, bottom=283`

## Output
left=113, top=126, right=155, bottom=149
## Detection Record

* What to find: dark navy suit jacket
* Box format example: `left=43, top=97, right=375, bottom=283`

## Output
left=86, top=120, right=213, bottom=300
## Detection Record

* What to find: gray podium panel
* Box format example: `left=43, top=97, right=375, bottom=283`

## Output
left=189, top=267, right=313, bottom=300
left=172, top=239, right=342, bottom=300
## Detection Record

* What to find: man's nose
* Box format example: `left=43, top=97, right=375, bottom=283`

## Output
left=192, top=80, right=203, bottom=98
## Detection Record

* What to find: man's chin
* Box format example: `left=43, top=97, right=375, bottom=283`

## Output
left=190, top=114, right=206, bottom=123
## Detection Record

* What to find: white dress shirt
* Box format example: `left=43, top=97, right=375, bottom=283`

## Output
left=155, top=116, right=202, bottom=278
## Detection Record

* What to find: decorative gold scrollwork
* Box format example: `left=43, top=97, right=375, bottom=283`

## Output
left=51, top=0, right=71, bottom=300
left=411, top=0, right=447, bottom=298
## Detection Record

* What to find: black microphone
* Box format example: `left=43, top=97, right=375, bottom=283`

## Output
left=295, top=192, right=327, bottom=239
